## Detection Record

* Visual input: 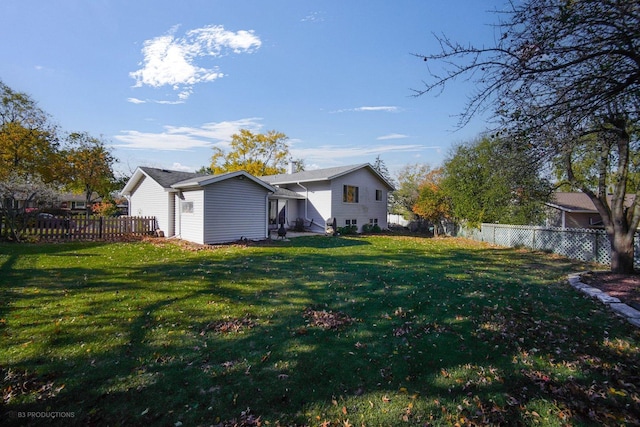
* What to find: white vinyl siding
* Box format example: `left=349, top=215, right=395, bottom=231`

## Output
left=331, top=168, right=388, bottom=231
left=128, top=175, right=175, bottom=236
left=177, top=190, right=204, bottom=244
left=296, top=182, right=332, bottom=226
left=203, top=177, right=269, bottom=244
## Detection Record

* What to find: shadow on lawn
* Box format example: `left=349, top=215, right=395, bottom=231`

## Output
left=2, top=237, right=639, bottom=425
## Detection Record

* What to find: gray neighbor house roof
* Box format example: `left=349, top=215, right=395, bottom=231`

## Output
left=547, top=192, right=636, bottom=213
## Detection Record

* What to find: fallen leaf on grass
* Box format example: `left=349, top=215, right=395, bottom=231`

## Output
left=201, top=315, right=257, bottom=335
left=303, top=308, right=355, bottom=330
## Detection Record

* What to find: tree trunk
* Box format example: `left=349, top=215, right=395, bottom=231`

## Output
left=609, top=231, right=635, bottom=274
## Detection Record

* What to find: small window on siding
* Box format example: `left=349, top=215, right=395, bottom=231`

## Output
left=375, top=189, right=383, bottom=201
left=346, top=219, right=357, bottom=226
left=343, top=185, right=359, bottom=203
left=181, top=201, right=194, bottom=214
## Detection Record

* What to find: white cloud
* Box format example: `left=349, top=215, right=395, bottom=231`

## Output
left=130, top=24, right=261, bottom=100
left=170, top=162, right=195, bottom=172
left=355, top=106, right=399, bottom=112
left=113, top=118, right=263, bottom=151
left=127, top=97, right=146, bottom=104
left=377, top=133, right=409, bottom=140
left=331, top=106, right=400, bottom=113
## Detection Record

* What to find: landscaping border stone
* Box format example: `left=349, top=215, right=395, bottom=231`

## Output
left=568, top=273, right=640, bottom=328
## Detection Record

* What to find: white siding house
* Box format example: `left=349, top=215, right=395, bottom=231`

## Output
left=121, top=163, right=394, bottom=244
left=261, top=164, right=395, bottom=232
left=122, top=167, right=274, bottom=244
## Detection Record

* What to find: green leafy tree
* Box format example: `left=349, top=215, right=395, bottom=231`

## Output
left=441, top=136, right=551, bottom=227
left=211, top=129, right=290, bottom=176
left=61, top=132, right=117, bottom=217
left=416, top=0, right=640, bottom=272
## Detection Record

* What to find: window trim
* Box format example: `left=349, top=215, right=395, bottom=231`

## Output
left=181, top=201, right=194, bottom=214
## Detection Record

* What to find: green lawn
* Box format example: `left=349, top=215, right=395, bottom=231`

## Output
left=1, top=235, right=639, bottom=426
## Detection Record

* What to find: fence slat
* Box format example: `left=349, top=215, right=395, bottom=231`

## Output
left=462, top=223, right=639, bottom=267
left=25, top=215, right=156, bottom=242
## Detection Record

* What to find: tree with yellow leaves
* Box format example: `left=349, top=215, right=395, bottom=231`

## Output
left=210, top=129, right=290, bottom=176
left=412, top=167, right=451, bottom=236
left=60, top=132, right=117, bottom=218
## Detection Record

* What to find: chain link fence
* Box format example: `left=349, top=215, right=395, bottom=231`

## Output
left=460, top=223, right=640, bottom=267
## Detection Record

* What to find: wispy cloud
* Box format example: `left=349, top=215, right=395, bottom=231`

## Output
left=301, top=11, right=325, bottom=22
left=377, top=133, right=409, bottom=140
left=331, top=106, right=400, bottom=113
left=113, top=118, right=263, bottom=151
left=126, top=97, right=186, bottom=105
left=130, top=24, right=261, bottom=101
left=291, top=143, right=431, bottom=164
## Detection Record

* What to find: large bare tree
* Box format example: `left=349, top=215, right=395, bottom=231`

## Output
left=416, top=0, right=640, bottom=273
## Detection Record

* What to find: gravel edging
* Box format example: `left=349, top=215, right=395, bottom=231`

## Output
left=568, top=273, right=640, bottom=328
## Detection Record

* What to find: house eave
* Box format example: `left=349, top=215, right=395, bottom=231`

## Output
left=545, top=202, right=597, bottom=214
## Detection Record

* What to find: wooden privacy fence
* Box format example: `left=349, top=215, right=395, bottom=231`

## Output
left=28, top=216, right=157, bottom=241
left=460, top=223, right=640, bottom=267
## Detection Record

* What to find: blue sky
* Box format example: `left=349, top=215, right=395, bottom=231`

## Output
left=1, top=0, right=502, bottom=178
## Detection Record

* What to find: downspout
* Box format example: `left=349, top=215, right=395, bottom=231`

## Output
left=266, top=192, right=272, bottom=239
left=124, top=194, right=131, bottom=216
left=173, top=190, right=182, bottom=239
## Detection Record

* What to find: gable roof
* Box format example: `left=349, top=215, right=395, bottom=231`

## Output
left=138, top=167, right=202, bottom=188
left=121, top=167, right=275, bottom=196
left=121, top=167, right=202, bottom=195
left=261, top=163, right=395, bottom=190
left=171, top=170, right=275, bottom=192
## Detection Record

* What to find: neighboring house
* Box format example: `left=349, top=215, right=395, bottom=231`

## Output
left=58, top=192, right=101, bottom=214
left=545, top=192, right=635, bottom=229
left=261, top=163, right=395, bottom=233
left=121, top=167, right=275, bottom=244
left=120, top=163, right=395, bottom=245
left=19, top=192, right=101, bottom=215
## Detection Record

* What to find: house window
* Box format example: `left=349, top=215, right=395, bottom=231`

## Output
left=375, top=189, right=383, bottom=201
left=346, top=219, right=357, bottom=226
left=369, top=218, right=378, bottom=224
left=73, top=201, right=86, bottom=209
left=181, top=201, right=194, bottom=214
left=343, top=185, right=359, bottom=203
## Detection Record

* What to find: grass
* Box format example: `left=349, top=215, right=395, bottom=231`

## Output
left=1, top=235, right=639, bottom=426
